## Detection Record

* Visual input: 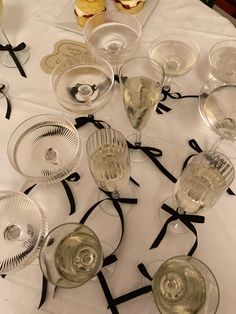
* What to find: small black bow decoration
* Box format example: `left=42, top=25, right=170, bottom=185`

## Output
left=74, top=114, right=110, bottom=129
left=0, top=42, right=27, bottom=78
left=150, top=203, right=205, bottom=256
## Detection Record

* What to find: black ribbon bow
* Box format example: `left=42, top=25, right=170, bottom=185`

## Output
left=127, top=141, right=177, bottom=183
left=0, top=42, right=27, bottom=78
left=185, top=139, right=235, bottom=195
left=74, top=114, right=110, bottom=130
left=150, top=203, right=205, bottom=256
left=0, top=84, right=11, bottom=119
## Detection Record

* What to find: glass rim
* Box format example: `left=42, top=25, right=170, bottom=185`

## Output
left=83, top=10, right=142, bottom=46
left=7, top=114, right=82, bottom=184
left=86, top=127, right=128, bottom=157
left=209, top=38, right=236, bottom=67
left=152, top=254, right=220, bottom=313
left=118, top=56, right=165, bottom=92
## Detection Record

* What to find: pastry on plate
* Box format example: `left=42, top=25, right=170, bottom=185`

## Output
left=74, top=0, right=106, bottom=27
left=114, top=0, right=145, bottom=14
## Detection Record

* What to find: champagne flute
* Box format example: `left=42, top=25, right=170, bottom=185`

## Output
left=149, top=33, right=200, bottom=99
left=51, top=54, right=114, bottom=115
left=86, top=127, right=133, bottom=215
left=209, top=39, right=236, bottom=84
left=119, top=56, right=165, bottom=162
left=161, top=150, right=234, bottom=233
left=199, top=78, right=236, bottom=154
left=39, top=223, right=103, bottom=288
left=84, top=10, right=141, bottom=77
left=0, top=191, right=48, bottom=274
left=0, top=0, right=30, bottom=68
left=152, top=255, right=220, bottom=314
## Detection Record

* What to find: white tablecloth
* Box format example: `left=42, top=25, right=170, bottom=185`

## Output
left=0, top=1, right=236, bottom=313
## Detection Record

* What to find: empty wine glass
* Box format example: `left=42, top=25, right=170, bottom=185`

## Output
left=7, top=114, right=82, bottom=185
left=209, top=39, right=236, bottom=84
left=149, top=33, right=200, bottom=98
left=51, top=54, right=114, bottom=115
left=161, top=150, right=234, bottom=233
left=86, top=127, right=133, bottom=215
left=152, top=255, right=219, bottom=314
left=84, top=10, right=141, bottom=75
left=39, top=223, right=103, bottom=288
left=199, top=78, right=236, bottom=153
left=119, top=56, right=165, bottom=162
left=0, top=0, right=29, bottom=68
left=0, top=191, right=47, bottom=274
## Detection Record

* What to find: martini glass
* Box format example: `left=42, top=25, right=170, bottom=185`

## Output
left=51, top=54, right=114, bottom=115
left=160, top=150, right=234, bottom=233
left=7, top=114, right=82, bottom=186
left=39, top=223, right=103, bottom=288
left=119, top=56, right=165, bottom=162
left=149, top=33, right=200, bottom=101
left=209, top=39, right=236, bottom=84
left=0, top=191, right=47, bottom=274
left=199, top=78, right=236, bottom=154
left=84, top=10, right=141, bottom=76
left=152, top=255, right=220, bottom=314
left=0, top=0, right=30, bottom=68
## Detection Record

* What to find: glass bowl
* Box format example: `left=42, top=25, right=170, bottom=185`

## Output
left=51, top=54, right=114, bottom=114
left=7, top=114, right=82, bottom=184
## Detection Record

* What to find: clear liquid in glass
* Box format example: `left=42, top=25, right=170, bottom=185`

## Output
left=123, top=76, right=161, bottom=130
left=149, top=40, right=197, bottom=77
left=55, top=232, right=102, bottom=284
left=210, top=46, right=236, bottom=83
left=90, top=143, right=130, bottom=193
left=175, top=164, right=226, bottom=213
left=152, top=258, right=206, bottom=314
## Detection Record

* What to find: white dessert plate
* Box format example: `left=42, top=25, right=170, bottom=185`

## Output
left=55, top=0, right=159, bottom=34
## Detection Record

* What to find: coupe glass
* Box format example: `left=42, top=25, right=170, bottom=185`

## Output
left=39, top=223, right=103, bottom=288
left=51, top=54, right=114, bottom=115
left=86, top=127, right=132, bottom=215
left=119, top=56, right=165, bottom=162
left=161, top=150, right=234, bottom=233
left=0, top=191, right=47, bottom=274
left=0, top=0, right=29, bottom=68
left=152, top=255, right=220, bottom=314
left=209, top=39, right=236, bottom=84
left=7, top=114, right=82, bottom=185
left=199, top=79, right=236, bottom=153
left=149, top=33, right=200, bottom=98
left=84, top=10, right=141, bottom=75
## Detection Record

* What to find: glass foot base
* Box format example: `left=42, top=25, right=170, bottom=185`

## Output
left=159, top=197, right=190, bottom=234
left=98, top=184, right=136, bottom=216
left=1, top=49, right=30, bottom=68
left=127, top=133, right=154, bottom=162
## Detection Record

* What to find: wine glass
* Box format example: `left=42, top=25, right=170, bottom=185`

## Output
left=86, top=127, right=133, bottom=215
left=7, top=114, right=82, bottom=186
left=119, top=56, right=165, bottom=162
left=161, top=150, right=234, bottom=233
left=199, top=78, right=236, bottom=153
left=0, top=191, right=47, bottom=274
left=209, top=39, right=236, bottom=84
left=39, top=223, right=103, bottom=288
left=83, top=10, right=141, bottom=76
left=0, top=0, right=30, bottom=68
left=149, top=33, right=200, bottom=98
left=51, top=54, right=114, bottom=115
left=152, top=255, right=220, bottom=314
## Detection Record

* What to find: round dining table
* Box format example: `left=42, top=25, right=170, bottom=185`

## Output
left=0, top=0, right=236, bottom=313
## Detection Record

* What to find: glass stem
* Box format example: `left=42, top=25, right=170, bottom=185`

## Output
left=0, top=25, right=11, bottom=45
left=210, top=137, right=223, bottom=151
left=111, top=189, right=120, bottom=199
left=135, top=130, right=142, bottom=146
left=163, top=77, right=172, bottom=91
